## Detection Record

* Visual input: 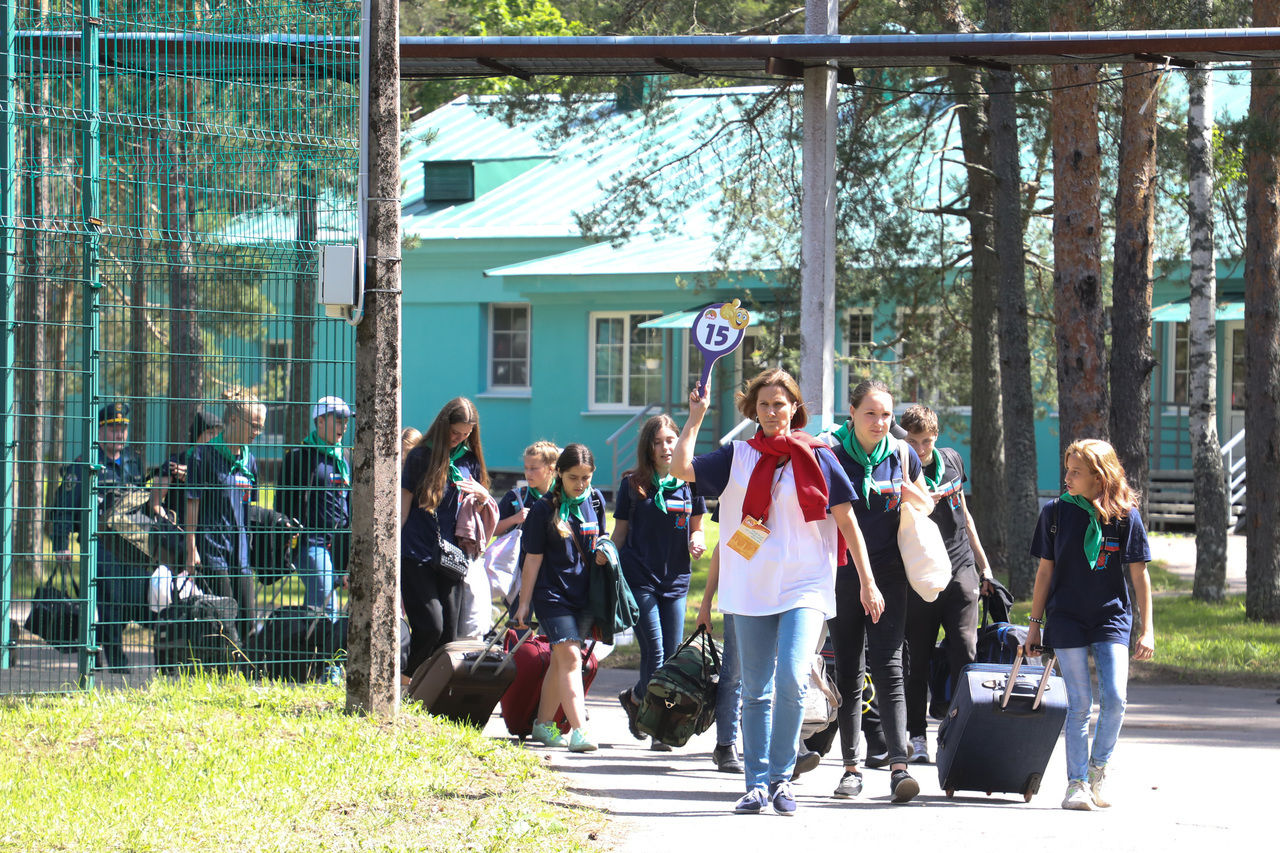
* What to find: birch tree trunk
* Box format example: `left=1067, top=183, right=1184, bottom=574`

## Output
left=1243, top=0, right=1280, bottom=622
left=1050, top=7, right=1108, bottom=456
left=1187, top=0, right=1229, bottom=602
left=1109, top=62, right=1159, bottom=519
left=988, top=0, right=1038, bottom=596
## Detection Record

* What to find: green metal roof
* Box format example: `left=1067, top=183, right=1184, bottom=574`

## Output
left=1151, top=301, right=1244, bottom=323
left=484, top=231, right=775, bottom=278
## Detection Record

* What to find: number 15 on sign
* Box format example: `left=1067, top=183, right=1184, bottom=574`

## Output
left=691, top=299, right=750, bottom=396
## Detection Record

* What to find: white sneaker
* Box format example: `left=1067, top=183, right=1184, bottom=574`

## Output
left=1062, top=780, right=1096, bottom=811
left=1087, top=763, right=1111, bottom=808
left=908, top=735, right=929, bottom=764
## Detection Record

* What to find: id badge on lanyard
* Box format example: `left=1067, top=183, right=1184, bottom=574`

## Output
left=726, top=460, right=786, bottom=560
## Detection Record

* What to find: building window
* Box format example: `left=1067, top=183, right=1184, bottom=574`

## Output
left=741, top=326, right=800, bottom=380
left=1231, top=327, right=1246, bottom=410
left=424, top=161, right=475, bottom=203
left=1168, top=321, right=1190, bottom=405
left=262, top=339, right=292, bottom=441
left=490, top=303, right=530, bottom=389
left=590, top=312, right=661, bottom=408
left=896, top=309, right=971, bottom=407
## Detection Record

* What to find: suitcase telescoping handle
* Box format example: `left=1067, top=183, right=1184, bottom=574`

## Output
left=999, top=644, right=1057, bottom=711
left=469, top=616, right=537, bottom=675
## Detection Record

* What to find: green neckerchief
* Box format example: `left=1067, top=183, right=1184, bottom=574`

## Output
left=557, top=485, right=588, bottom=524
left=427, top=442, right=469, bottom=484
left=1059, top=492, right=1103, bottom=567
left=525, top=484, right=544, bottom=502
left=922, top=448, right=945, bottom=491
left=652, top=472, right=684, bottom=514
left=832, top=420, right=894, bottom=502
left=303, top=429, right=350, bottom=485
left=210, top=433, right=253, bottom=480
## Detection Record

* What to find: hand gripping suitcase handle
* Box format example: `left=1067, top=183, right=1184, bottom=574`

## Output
left=1000, top=644, right=1056, bottom=711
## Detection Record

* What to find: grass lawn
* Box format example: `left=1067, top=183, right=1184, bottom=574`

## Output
left=0, top=675, right=605, bottom=853
left=606, top=525, right=1280, bottom=688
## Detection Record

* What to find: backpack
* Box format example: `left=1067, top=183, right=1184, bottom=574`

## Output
left=635, top=626, right=721, bottom=747
left=247, top=605, right=347, bottom=682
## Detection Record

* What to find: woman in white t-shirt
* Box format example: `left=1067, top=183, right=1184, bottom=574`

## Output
left=671, top=368, right=879, bottom=817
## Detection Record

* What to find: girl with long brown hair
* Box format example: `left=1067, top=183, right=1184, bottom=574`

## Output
left=399, top=397, right=491, bottom=672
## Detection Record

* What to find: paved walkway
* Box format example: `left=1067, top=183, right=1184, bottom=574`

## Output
left=484, top=667, right=1279, bottom=850
left=481, top=533, right=1271, bottom=849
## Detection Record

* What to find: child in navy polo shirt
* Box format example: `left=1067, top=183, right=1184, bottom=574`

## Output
left=1027, top=438, right=1154, bottom=812
left=513, top=443, right=608, bottom=754
left=613, top=415, right=707, bottom=752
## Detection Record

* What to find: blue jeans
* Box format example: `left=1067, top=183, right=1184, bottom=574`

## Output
left=302, top=545, right=337, bottom=620
left=732, top=608, right=825, bottom=791
left=715, top=614, right=742, bottom=747
left=1056, top=642, right=1130, bottom=782
left=631, top=590, right=687, bottom=700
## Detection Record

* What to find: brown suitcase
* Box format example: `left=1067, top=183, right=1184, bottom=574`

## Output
left=407, top=626, right=532, bottom=727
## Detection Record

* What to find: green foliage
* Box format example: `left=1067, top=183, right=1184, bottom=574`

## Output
left=0, top=675, right=603, bottom=852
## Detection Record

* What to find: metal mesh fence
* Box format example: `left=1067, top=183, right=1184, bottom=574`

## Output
left=1, top=0, right=359, bottom=693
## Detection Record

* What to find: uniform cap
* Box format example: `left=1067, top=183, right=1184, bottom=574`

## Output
left=99, top=402, right=130, bottom=426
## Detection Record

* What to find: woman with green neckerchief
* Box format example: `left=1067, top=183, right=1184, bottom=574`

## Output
left=185, top=387, right=267, bottom=640
left=612, top=415, right=707, bottom=752
left=1027, top=438, right=1153, bottom=812
left=513, top=443, right=610, bottom=753
left=400, top=397, right=491, bottom=672
left=823, top=379, right=932, bottom=804
left=277, top=396, right=353, bottom=623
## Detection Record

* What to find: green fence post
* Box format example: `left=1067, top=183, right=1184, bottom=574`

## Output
left=0, top=0, right=16, bottom=671
left=76, top=0, right=102, bottom=688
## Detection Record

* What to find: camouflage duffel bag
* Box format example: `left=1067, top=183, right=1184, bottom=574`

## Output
left=636, top=625, right=721, bottom=747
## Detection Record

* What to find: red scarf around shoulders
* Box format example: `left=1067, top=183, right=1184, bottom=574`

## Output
left=742, top=428, right=845, bottom=561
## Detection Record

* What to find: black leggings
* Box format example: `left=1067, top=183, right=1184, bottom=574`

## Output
left=828, top=570, right=910, bottom=766
left=904, top=563, right=981, bottom=736
left=402, top=556, right=463, bottom=674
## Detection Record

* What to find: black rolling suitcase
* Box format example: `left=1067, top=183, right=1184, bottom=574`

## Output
left=408, top=622, right=534, bottom=727
left=936, top=648, right=1067, bottom=802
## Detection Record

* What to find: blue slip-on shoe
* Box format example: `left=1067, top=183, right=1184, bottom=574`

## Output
left=733, top=787, right=769, bottom=815
left=769, top=780, right=798, bottom=816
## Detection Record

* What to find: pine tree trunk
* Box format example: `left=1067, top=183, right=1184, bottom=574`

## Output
left=1186, top=15, right=1230, bottom=602
left=1244, top=0, right=1280, bottom=622
left=947, top=61, right=1008, bottom=580
left=1109, top=63, right=1158, bottom=519
left=988, top=0, right=1038, bottom=597
left=17, top=83, right=50, bottom=575
left=161, top=133, right=203, bottom=445
left=287, top=164, right=317, bottom=445
left=1050, top=9, right=1108, bottom=455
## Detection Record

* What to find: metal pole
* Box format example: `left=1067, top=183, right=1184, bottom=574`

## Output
left=77, top=0, right=101, bottom=687
left=800, top=0, right=838, bottom=430
left=345, top=0, right=402, bottom=717
left=0, top=0, right=16, bottom=669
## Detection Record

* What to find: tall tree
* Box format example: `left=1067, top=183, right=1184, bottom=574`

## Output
left=1243, top=0, right=1280, bottom=622
left=1108, top=56, right=1159, bottom=517
left=929, top=0, right=1008, bottom=580
left=988, top=0, right=1038, bottom=596
left=1050, top=2, right=1108, bottom=456
left=286, top=163, right=318, bottom=446
left=160, top=130, right=203, bottom=446
left=1187, top=0, right=1230, bottom=602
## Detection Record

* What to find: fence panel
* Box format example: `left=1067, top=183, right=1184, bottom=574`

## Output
left=1, top=0, right=359, bottom=694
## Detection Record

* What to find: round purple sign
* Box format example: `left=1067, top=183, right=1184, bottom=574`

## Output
left=691, top=299, right=750, bottom=394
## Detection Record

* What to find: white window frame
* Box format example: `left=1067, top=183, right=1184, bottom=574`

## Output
left=892, top=307, right=971, bottom=412
left=840, top=308, right=876, bottom=412
left=487, top=302, right=532, bottom=394
left=588, top=310, right=663, bottom=412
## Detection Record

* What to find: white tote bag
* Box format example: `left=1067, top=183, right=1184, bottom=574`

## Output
left=896, top=442, right=951, bottom=603
left=481, top=527, right=523, bottom=605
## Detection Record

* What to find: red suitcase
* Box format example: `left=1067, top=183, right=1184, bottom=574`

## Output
left=499, top=628, right=599, bottom=738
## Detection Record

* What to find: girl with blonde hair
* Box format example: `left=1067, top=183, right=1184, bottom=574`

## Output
left=1026, top=438, right=1154, bottom=812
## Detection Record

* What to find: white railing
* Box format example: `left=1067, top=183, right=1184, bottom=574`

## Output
left=606, top=403, right=666, bottom=487
left=720, top=417, right=755, bottom=445
left=1220, top=428, right=1247, bottom=506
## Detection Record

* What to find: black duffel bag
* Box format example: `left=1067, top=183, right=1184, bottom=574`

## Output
left=154, top=594, right=244, bottom=673
left=248, top=504, right=303, bottom=586
left=23, top=563, right=81, bottom=653
left=248, top=605, right=346, bottom=682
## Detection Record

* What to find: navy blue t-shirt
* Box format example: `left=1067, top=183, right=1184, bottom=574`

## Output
left=1029, top=499, right=1151, bottom=647
left=614, top=473, right=706, bottom=599
left=277, top=444, right=351, bottom=548
left=925, top=446, right=976, bottom=574
left=185, top=441, right=258, bottom=570
left=400, top=444, right=479, bottom=563
left=690, top=441, right=854, bottom=511
left=833, top=439, right=922, bottom=583
left=522, top=489, right=606, bottom=617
